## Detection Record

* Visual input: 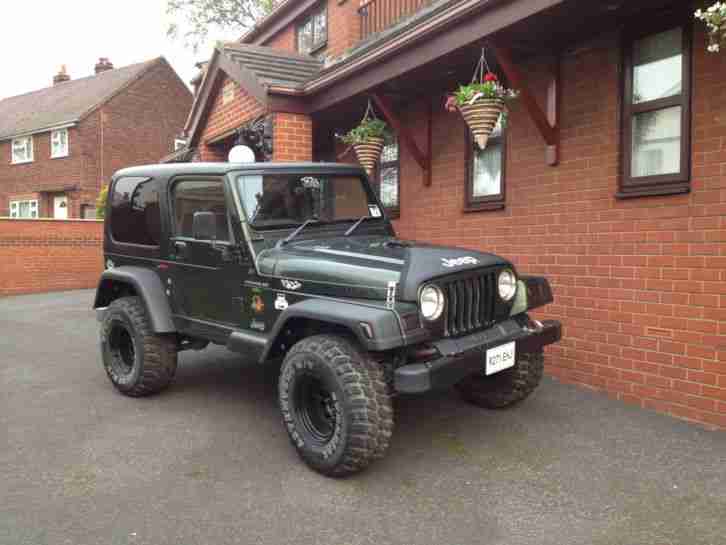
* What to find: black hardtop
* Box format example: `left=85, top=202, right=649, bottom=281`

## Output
left=112, top=162, right=366, bottom=180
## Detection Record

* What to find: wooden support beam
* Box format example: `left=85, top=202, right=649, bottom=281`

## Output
left=371, top=92, right=431, bottom=186
left=491, top=43, right=560, bottom=166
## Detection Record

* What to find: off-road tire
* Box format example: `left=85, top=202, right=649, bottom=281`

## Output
left=278, top=334, right=394, bottom=477
left=100, top=296, right=177, bottom=397
left=456, top=351, right=544, bottom=409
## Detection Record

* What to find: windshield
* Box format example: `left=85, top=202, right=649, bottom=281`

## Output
left=236, top=174, right=382, bottom=229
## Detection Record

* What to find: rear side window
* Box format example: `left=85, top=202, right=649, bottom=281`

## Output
left=110, top=176, right=161, bottom=246
left=171, top=179, right=230, bottom=241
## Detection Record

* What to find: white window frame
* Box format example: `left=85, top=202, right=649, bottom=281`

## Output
left=11, top=136, right=34, bottom=164
left=51, top=128, right=69, bottom=158
left=9, top=199, right=39, bottom=219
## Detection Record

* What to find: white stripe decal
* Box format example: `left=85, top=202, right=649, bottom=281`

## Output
left=313, top=247, right=405, bottom=265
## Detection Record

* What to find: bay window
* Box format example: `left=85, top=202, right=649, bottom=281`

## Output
left=10, top=200, right=38, bottom=219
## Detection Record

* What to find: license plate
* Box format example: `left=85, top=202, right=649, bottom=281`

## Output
left=485, top=342, right=516, bottom=376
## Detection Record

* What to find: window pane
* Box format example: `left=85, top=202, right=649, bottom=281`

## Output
left=631, top=106, right=681, bottom=178
left=298, top=20, right=313, bottom=53
left=110, top=177, right=161, bottom=245
left=237, top=174, right=373, bottom=227
left=633, top=28, right=682, bottom=104
left=381, top=142, right=398, bottom=162
left=172, top=180, right=229, bottom=241
left=379, top=166, right=398, bottom=208
left=313, top=11, right=327, bottom=45
left=472, top=142, right=502, bottom=197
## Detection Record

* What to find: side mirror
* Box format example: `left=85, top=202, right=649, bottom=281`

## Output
left=192, top=211, right=216, bottom=240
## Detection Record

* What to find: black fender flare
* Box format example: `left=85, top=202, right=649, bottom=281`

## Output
left=259, top=298, right=405, bottom=362
left=93, top=266, right=176, bottom=333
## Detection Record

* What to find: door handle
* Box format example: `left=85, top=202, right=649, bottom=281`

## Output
left=172, top=240, right=188, bottom=259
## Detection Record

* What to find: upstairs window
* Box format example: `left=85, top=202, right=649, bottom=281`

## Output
left=621, top=25, right=691, bottom=198
left=110, top=176, right=161, bottom=246
left=297, top=7, right=327, bottom=55
left=465, top=117, right=506, bottom=211
left=377, top=140, right=399, bottom=217
left=11, top=136, right=33, bottom=164
left=51, top=129, right=69, bottom=158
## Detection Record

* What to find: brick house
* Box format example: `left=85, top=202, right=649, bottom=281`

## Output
left=0, top=57, right=192, bottom=219
left=182, top=0, right=726, bottom=428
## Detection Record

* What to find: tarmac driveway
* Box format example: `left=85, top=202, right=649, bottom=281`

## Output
left=1, top=290, right=725, bottom=545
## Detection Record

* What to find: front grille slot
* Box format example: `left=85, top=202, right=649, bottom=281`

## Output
left=442, top=269, right=500, bottom=338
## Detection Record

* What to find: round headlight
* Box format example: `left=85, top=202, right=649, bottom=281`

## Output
left=419, top=285, right=445, bottom=321
left=498, top=269, right=517, bottom=301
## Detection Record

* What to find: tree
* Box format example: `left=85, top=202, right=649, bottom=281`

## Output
left=96, top=186, right=109, bottom=220
left=167, top=0, right=279, bottom=52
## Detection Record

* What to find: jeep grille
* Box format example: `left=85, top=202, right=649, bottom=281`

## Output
left=441, top=268, right=501, bottom=338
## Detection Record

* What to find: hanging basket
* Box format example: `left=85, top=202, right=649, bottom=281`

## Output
left=458, top=98, right=504, bottom=150
left=353, top=136, right=385, bottom=176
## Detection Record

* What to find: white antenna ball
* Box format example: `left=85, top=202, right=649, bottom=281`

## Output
left=228, top=145, right=256, bottom=163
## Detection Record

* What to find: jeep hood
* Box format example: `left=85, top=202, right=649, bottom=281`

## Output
left=256, top=236, right=511, bottom=301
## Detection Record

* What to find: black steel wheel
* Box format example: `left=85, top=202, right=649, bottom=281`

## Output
left=100, top=296, right=178, bottom=397
left=278, top=334, right=394, bottom=477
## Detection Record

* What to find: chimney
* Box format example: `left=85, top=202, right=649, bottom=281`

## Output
left=53, top=65, right=70, bottom=85
left=94, top=57, right=114, bottom=74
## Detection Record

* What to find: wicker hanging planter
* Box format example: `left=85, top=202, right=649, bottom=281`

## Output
left=445, top=47, right=517, bottom=150
left=353, top=136, right=385, bottom=176
left=338, top=101, right=391, bottom=176
left=458, top=98, right=505, bottom=150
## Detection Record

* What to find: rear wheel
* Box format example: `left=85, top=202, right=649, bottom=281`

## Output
left=100, top=296, right=178, bottom=397
left=278, top=335, right=393, bottom=477
left=456, top=351, right=544, bottom=409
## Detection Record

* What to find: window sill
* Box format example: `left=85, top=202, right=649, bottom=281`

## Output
left=11, top=159, right=33, bottom=165
left=463, top=201, right=505, bottom=212
left=616, top=185, right=690, bottom=199
left=51, top=154, right=69, bottom=160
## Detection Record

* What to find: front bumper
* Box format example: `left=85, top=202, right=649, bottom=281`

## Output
left=394, top=317, right=561, bottom=394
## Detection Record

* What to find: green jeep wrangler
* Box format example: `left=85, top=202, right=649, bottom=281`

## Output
left=94, top=161, right=560, bottom=477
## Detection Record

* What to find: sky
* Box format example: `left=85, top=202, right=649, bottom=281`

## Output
left=0, top=0, right=242, bottom=100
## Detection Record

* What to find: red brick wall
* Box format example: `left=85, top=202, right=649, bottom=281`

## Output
left=0, top=219, right=103, bottom=296
left=273, top=113, right=313, bottom=161
left=196, top=74, right=267, bottom=161
left=391, top=29, right=726, bottom=429
left=263, top=25, right=296, bottom=52
left=0, top=58, right=192, bottom=218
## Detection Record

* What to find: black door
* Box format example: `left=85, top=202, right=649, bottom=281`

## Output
left=168, top=177, right=244, bottom=327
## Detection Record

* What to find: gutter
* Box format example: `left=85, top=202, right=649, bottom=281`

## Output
left=0, top=121, right=78, bottom=142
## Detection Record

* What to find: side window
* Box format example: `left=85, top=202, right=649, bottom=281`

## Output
left=172, top=179, right=230, bottom=241
left=110, top=177, right=161, bottom=246
left=621, top=25, right=691, bottom=197
left=465, top=117, right=506, bottom=211
left=377, top=140, right=400, bottom=218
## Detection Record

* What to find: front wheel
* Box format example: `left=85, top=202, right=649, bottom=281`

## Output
left=456, top=351, right=544, bottom=409
left=278, top=335, right=393, bottom=477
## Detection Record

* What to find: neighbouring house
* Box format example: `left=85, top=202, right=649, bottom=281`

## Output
left=182, top=0, right=726, bottom=428
left=0, top=57, right=193, bottom=219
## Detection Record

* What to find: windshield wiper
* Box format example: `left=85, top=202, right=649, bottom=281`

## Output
left=278, top=216, right=319, bottom=247
left=344, top=215, right=372, bottom=236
